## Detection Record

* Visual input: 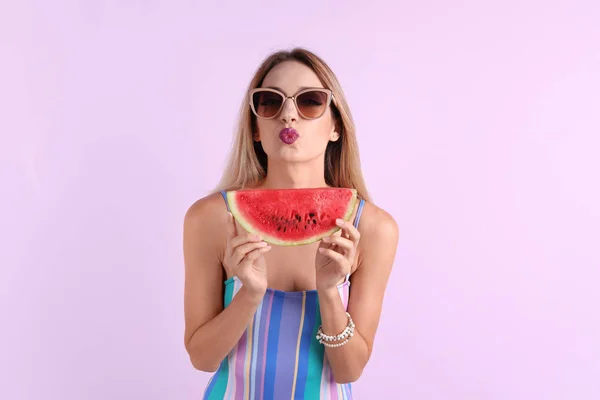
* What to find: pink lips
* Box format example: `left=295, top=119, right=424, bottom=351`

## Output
left=279, top=128, right=299, bottom=144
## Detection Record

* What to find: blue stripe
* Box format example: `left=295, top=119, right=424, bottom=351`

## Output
left=303, top=294, right=324, bottom=398
left=293, top=292, right=317, bottom=399
left=252, top=291, right=270, bottom=398
left=202, top=363, right=220, bottom=398
left=345, top=198, right=365, bottom=282
left=263, top=294, right=283, bottom=399
left=273, top=297, right=301, bottom=398
left=220, top=190, right=230, bottom=211
left=353, top=199, right=365, bottom=228
left=203, top=358, right=230, bottom=399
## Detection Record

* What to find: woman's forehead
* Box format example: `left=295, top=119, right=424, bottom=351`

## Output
left=261, top=61, right=324, bottom=94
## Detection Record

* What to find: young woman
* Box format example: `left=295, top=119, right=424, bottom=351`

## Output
left=183, top=48, right=399, bottom=399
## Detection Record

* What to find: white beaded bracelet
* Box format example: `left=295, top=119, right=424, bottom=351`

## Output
left=316, top=312, right=355, bottom=347
left=321, top=338, right=350, bottom=348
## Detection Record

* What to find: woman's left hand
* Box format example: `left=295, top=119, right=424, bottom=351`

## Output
left=315, top=218, right=361, bottom=292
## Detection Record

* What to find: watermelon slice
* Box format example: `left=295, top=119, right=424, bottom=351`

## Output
left=226, top=187, right=358, bottom=246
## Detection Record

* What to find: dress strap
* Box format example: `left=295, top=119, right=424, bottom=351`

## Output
left=352, top=198, right=365, bottom=229
left=346, top=198, right=365, bottom=283
left=219, top=190, right=230, bottom=211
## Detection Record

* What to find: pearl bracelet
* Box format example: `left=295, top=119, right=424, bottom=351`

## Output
left=316, top=312, right=355, bottom=347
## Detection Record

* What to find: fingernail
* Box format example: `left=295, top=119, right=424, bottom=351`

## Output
left=336, top=219, right=344, bottom=226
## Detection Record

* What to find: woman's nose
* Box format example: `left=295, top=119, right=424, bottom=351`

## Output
left=280, top=97, right=298, bottom=124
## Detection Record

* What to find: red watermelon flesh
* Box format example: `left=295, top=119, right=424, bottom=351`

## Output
left=226, top=187, right=358, bottom=246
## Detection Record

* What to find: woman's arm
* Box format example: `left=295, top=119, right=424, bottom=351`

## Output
left=182, top=194, right=267, bottom=372
left=317, top=203, right=399, bottom=383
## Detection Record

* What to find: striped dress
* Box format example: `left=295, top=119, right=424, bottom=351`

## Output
left=203, top=191, right=365, bottom=400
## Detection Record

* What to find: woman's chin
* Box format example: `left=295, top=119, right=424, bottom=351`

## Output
left=265, top=149, right=310, bottom=164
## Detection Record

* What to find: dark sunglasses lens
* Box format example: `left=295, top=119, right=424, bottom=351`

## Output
left=252, top=91, right=283, bottom=118
left=296, top=91, right=329, bottom=118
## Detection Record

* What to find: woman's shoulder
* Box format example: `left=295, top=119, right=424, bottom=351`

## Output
left=356, top=199, right=400, bottom=257
left=183, top=191, right=230, bottom=238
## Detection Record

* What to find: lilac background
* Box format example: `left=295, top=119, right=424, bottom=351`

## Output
left=2, top=1, right=599, bottom=399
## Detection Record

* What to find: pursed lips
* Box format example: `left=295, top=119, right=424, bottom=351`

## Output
left=278, top=128, right=299, bottom=144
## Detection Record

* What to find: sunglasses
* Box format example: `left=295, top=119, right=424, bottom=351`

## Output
left=249, top=87, right=335, bottom=120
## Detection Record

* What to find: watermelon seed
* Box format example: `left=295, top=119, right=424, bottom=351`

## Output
left=312, top=219, right=317, bottom=224
left=283, top=227, right=287, bottom=233
left=309, top=213, right=315, bottom=218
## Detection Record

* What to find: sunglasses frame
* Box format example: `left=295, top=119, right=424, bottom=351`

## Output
left=248, top=87, right=335, bottom=120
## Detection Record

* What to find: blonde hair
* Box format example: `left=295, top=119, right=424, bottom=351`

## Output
left=213, top=47, right=371, bottom=202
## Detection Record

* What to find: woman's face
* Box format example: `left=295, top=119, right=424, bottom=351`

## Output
left=253, top=61, right=339, bottom=164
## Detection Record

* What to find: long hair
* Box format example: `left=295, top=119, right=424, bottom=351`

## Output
left=213, top=47, right=371, bottom=202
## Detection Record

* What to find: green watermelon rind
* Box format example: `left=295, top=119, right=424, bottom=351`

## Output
left=226, top=188, right=358, bottom=246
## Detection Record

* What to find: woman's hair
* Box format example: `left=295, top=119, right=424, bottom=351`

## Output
left=213, top=47, right=371, bottom=202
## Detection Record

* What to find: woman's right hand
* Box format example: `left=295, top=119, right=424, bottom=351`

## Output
left=223, top=212, right=271, bottom=297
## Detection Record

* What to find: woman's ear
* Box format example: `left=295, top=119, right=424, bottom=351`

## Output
left=329, top=120, right=341, bottom=142
left=253, top=132, right=260, bottom=142
left=330, top=114, right=342, bottom=142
